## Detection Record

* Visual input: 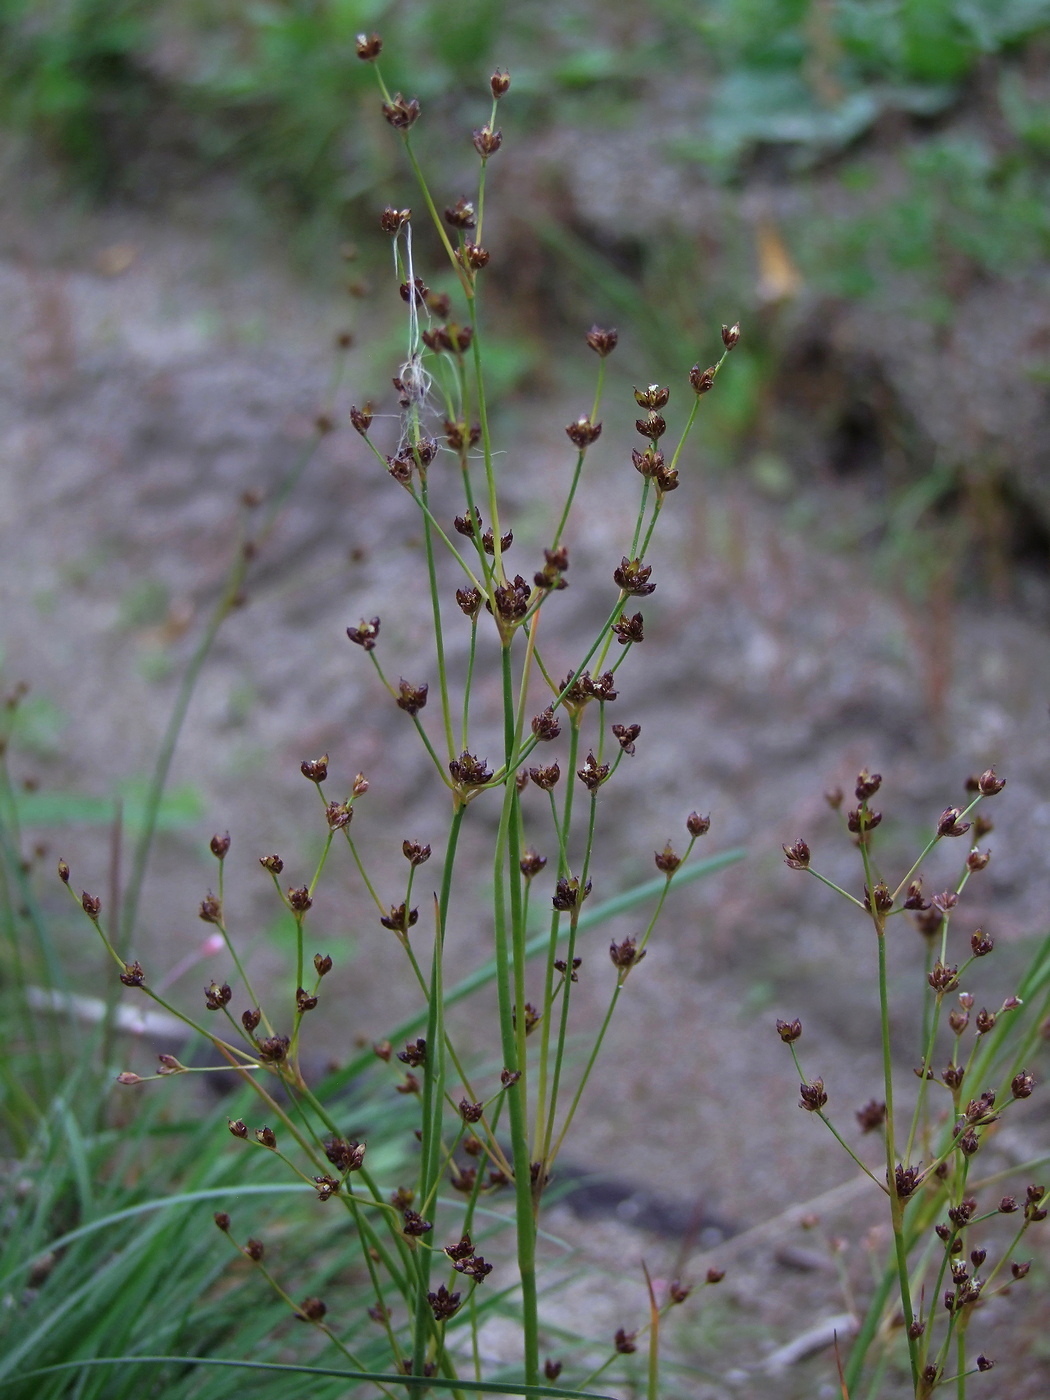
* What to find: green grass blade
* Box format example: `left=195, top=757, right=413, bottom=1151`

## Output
left=0, top=1356, right=618, bottom=1398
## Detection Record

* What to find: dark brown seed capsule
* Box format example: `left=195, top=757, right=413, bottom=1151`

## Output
left=613, top=556, right=655, bottom=596
left=937, top=807, right=971, bottom=839
left=472, top=126, right=502, bottom=157
left=689, top=364, right=716, bottom=395
left=444, top=197, right=477, bottom=229
left=346, top=617, right=381, bottom=650
left=566, top=417, right=602, bottom=448
left=611, top=722, right=641, bottom=754
left=379, top=206, right=411, bottom=234
left=119, top=961, right=145, bottom=987
left=355, top=32, right=383, bottom=60
left=531, top=707, right=561, bottom=741
left=856, top=1099, right=887, bottom=1133
left=655, top=843, right=681, bottom=874
left=519, top=847, right=547, bottom=879
left=585, top=325, right=618, bottom=357
left=799, top=1079, right=827, bottom=1112
left=396, top=679, right=429, bottom=716
left=350, top=403, right=373, bottom=434
left=204, top=982, right=232, bottom=1011
left=199, top=893, right=221, bottom=924
left=612, top=611, right=645, bottom=644
left=782, top=838, right=810, bottom=870
left=381, top=95, right=421, bottom=130
left=634, top=384, right=670, bottom=410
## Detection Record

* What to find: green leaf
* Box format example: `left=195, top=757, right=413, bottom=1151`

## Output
left=13, top=782, right=205, bottom=833
left=0, top=1356, right=617, bottom=1399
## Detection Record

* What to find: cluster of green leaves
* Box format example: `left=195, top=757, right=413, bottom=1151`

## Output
left=802, top=133, right=1050, bottom=309
left=7, top=0, right=1049, bottom=202
left=674, top=0, right=1050, bottom=169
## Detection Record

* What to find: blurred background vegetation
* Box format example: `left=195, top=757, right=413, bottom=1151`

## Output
left=4, top=0, right=1050, bottom=596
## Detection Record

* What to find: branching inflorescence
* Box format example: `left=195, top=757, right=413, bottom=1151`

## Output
left=65, top=36, right=741, bottom=1399
left=780, top=767, right=1047, bottom=1398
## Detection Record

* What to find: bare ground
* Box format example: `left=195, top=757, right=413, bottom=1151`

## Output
left=2, top=192, right=1048, bottom=1397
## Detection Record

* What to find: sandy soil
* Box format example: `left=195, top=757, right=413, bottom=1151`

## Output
left=2, top=192, right=1048, bottom=1397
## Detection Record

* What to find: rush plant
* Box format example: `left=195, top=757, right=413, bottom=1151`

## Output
left=26, top=37, right=743, bottom=1399
left=780, top=770, right=1049, bottom=1398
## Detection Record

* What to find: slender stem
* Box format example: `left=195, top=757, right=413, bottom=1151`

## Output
left=467, top=305, right=503, bottom=584
left=492, top=643, right=539, bottom=1388
left=538, top=717, right=582, bottom=1163
left=854, top=812, right=921, bottom=1391
left=411, top=806, right=465, bottom=1380
left=808, top=867, right=867, bottom=909
left=551, top=450, right=586, bottom=551
left=421, top=478, right=456, bottom=762
left=461, top=618, right=478, bottom=752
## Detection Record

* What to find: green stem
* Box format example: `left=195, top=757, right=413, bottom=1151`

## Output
left=493, top=643, right=539, bottom=1388
left=421, top=478, right=456, bottom=762
left=412, top=805, right=465, bottom=1381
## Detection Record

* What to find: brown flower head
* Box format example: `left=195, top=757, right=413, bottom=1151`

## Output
left=519, top=847, right=547, bottom=879
left=448, top=752, right=493, bottom=788
left=612, top=611, right=645, bottom=645
left=613, top=556, right=655, bottom=596
left=566, top=417, right=602, bottom=448
left=531, top=706, right=561, bottom=741
left=577, top=752, right=610, bottom=791
left=612, top=722, right=641, bottom=754
left=472, top=126, right=502, bottom=157
left=689, top=364, right=716, bottom=395
left=204, top=981, right=232, bottom=1011
left=355, top=32, right=383, bottom=60
left=782, top=838, right=810, bottom=870
left=799, top=1078, right=827, bottom=1112
left=444, top=197, right=476, bottom=229
left=380, top=206, right=410, bottom=234
left=396, top=679, right=429, bottom=716
left=856, top=1099, right=887, bottom=1133
left=937, top=807, right=971, bottom=838
left=347, top=617, right=381, bottom=650
left=586, top=326, right=618, bottom=357
left=381, top=94, right=421, bottom=130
